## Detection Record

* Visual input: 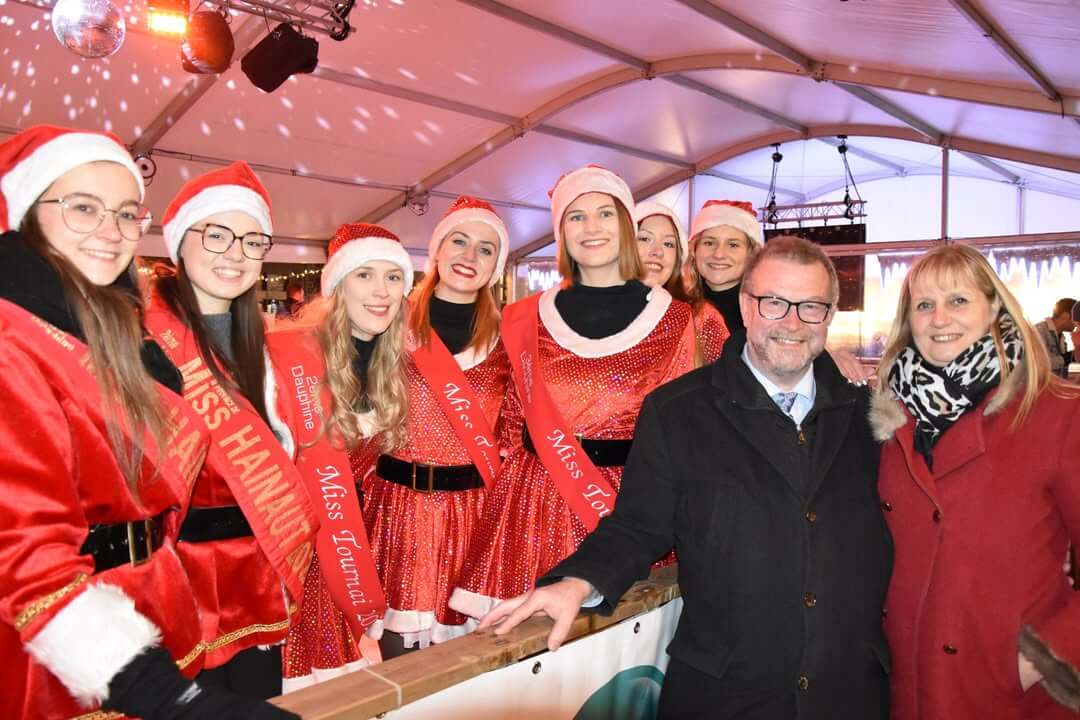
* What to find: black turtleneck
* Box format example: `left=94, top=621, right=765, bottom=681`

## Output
left=351, top=335, right=376, bottom=386
left=429, top=295, right=475, bottom=355
left=0, top=230, right=183, bottom=394
left=554, top=280, right=650, bottom=339
left=703, top=283, right=745, bottom=336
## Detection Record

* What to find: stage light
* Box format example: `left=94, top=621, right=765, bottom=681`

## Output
left=51, top=0, right=126, bottom=58
left=241, top=23, right=318, bottom=93
left=147, top=0, right=188, bottom=36
left=181, top=8, right=234, bottom=74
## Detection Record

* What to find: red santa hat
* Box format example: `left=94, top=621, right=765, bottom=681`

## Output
left=321, top=222, right=414, bottom=296
left=689, top=200, right=763, bottom=250
left=426, top=195, right=509, bottom=286
left=0, top=124, right=144, bottom=233
left=634, top=200, right=688, bottom=259
left=548, top=164, right=635, bottom=250
left=162, top=161, right=272, bottom=262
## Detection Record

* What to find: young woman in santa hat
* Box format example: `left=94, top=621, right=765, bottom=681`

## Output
left=635, top=200, right=729, bottom=363
left=449, top=165, right=711, bottom=618
left=142, top=161, right=318, bottom=698
left=685, top=199, right=762, bottom=337
left=0, top=125, right=293, bottom=718
left=268, top=222, right=412, bottom=690
left=361, top=195, right=511, bottom=657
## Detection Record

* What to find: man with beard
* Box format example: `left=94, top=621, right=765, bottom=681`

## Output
left=481, top=236, right=893, bottom=720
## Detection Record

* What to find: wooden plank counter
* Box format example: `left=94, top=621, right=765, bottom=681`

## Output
left=272, top=565, right=682, bottom=719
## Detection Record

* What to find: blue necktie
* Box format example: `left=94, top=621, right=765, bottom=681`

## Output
left=773, top=391, right=798, bottom=416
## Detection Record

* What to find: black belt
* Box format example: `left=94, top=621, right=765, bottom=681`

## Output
left=178, top=506, right=253, bottom=543
left=80, top=514, right=167, bottom=573
left=522, top=427, right=633, bottom=467
left=376, top=455, right=485, bottom=493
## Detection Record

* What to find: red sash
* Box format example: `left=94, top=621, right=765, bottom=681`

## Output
left=499, top=294, right=617, bottom=532
left=145, top=306, right=317, bottom=602
left=266, top=330, right=386, bottom=638
left=0, top=299, right=209, bottom=505
left=409, top=332, right=501, bottom=488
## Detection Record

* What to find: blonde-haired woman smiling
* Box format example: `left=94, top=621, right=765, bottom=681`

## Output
left=872, top=243, right=1080, bottom=720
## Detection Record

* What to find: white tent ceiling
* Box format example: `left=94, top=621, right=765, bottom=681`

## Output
left=2, top=0, right=1078, bottom=264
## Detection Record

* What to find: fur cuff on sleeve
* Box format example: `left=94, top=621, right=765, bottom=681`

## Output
left=1019, top=624, right=1080, bottom=711
left=25, top=583, right=161, bottom=708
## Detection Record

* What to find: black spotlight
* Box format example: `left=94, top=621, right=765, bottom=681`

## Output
left=181, top=8, right=234, bottom=74
left=241, top=23, right=318, bottom=93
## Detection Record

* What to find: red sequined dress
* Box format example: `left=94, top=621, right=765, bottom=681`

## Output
left=362, top=339, right=509, bottom=648
left=450, top=286, right=726, bottom=617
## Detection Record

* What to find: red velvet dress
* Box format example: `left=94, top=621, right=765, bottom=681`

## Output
left=0, top=309, right=208, bottom=720
left=362, top=340, right=509, bottom=647
left=450, top=287, right=726, bottom=617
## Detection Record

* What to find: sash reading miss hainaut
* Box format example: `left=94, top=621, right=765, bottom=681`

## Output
left=499, top=294, right=616, bottom=532
left=409, top=330, right=501, bottom=488
left=266, top=330, right=387, bottom=638
left=0, top=299, right=209, bottom=505
left=146, top=304, right=317, bottom=602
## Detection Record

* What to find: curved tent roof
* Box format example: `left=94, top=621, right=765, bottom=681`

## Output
left=1, top=0, right=1078, bottom=263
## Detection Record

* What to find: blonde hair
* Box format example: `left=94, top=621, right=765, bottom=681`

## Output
left=686, top=226, right=760, bottom=300
left=557, top=199, right=643, bottom=284
left=876, top=243, right=1065, bottom=428
left=293, top=291, right=409, bottom=452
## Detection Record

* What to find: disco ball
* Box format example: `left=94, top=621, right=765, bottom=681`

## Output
left=52, top=0, right=126, bottom=59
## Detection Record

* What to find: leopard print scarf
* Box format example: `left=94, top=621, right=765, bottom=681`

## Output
left=888, top=312, right=1023, bottom=468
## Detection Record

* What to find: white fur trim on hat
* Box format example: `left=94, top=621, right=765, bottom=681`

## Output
left=321, top=236, right=414, bottom=296
left=2, top=133, right=143, bottom=232
left=163, top=184, right=272, bottom=262
left=634, top=200, right=688, bottom=259
left=689, top=203, right=764, bottom=249
left=549, top=166, right=635, bottom=250
left=25, top=583, right=162, bottom=707
left=426, top=208, right=509, bottom=287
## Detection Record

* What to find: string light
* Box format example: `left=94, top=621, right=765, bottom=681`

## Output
left=260, top=265, right=323, bottom=283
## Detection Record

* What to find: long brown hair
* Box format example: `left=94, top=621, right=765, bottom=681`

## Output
left=154, top=261, right=269, bottom=423
left=293, top=292, right=409, bottom=452
left=876, top=243, right=1067, bottom=428
left=637, top=214, right=691, bottom=302
left=685, top=227, right=760, bottom=301
left=409, top=269, right=500, bottom=353
left=21, top=211, right=169, bottom=494
left=557, top=200, right=643, bottom=284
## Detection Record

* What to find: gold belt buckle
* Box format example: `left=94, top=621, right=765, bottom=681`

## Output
left=411, top=463, right=436, bottom=493
left=127, top=519, right=153, bottom=567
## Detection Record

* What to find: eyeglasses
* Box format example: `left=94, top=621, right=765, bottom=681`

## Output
left=747, top=293, right=833, bottom=324
left=187, top=223, right=273, bottom=261
left=36, top=193, right=152, bottom=242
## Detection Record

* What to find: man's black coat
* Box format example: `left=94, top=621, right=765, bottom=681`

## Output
left=545, top=333, right=894, bottom=720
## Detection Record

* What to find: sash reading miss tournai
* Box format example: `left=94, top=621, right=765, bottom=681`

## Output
left=500, top=294, right=617, bottom=532
left=266, top=331, right=387, bottom=639
left=409, top=331, right=501, bottom=487
left=146, top=305, right=317, bottom=603
left=0, top=299, right=209, bottom=509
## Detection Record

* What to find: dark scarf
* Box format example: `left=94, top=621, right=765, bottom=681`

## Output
left=0, top=231, right=182, bottom=394
left=888, top=312, right=1023, bottom=467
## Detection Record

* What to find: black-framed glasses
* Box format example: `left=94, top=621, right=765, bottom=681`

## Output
left=36, top=193, right=152, bottom=241
left=187, top=223, right=273, bottom=260
left=747, top=293, right=833, bottom=324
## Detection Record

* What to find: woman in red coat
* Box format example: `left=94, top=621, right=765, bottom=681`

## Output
left=0, top=125, right=291, bottom=718
left=871, top=243, right=1080, bottom=720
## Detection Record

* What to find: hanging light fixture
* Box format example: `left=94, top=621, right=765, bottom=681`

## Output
left=51, top=0, right=126, bottom=58
left=181, top=7, right=235, bottom=74
left=147, top=0, right=188, bottom=35
left=765, top=143, right=783, bottom=226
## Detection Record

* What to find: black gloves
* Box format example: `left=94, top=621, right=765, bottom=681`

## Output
left=102, top=646, right=299, bottom=719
